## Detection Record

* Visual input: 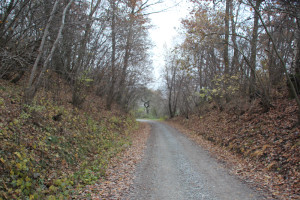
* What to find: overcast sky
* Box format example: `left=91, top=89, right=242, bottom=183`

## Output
left=148, top=0, right=191, bottom=88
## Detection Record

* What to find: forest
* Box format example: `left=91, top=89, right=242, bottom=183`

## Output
left=0, top=0, right=299, bottom=199
left=159, top=0, right=300, bottom=199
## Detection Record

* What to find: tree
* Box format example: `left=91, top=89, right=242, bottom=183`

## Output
left=249, top=0, right=300, bottom=123
left=224, top=0, right=230, bottom=75
left=1, top=0, right=153, bottom=114
left=161, top=0, right=300, bottom=118
left=24, top=0, right=60, bottom=103
left=0, top=0, right=37, bottom=81
left=249, top=0, right=262, bottom=100
left=163, top=49, right=185, bottom=118
left=24, top=0, right=73, bottom=104
left=70, top=0, right=103, bottom=107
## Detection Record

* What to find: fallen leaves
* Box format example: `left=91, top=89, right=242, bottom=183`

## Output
left=167, top=96, right=300, bottom=200
left=0, top=79, right=144, bottom=199
left=73, top=122, right=151, bottom=199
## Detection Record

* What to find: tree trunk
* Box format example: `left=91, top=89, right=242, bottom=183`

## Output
left=117, top=5, right=135, bottom=104
left=168, top=89, right=175, bottom=118
left=71, top=0, right=102, bottom=106
left=24, top=0, right=59, bottom=104
left=295, top=11, right=300, bottom=75
left=224, top=0, right=230, bottom=75
left=249, top=0, right=262, bottom=100
left=230, top=0, right=239, bottom=74
left=250, top=0, right=300, bottom=124
left=24, top=0, right=73, bottom=104
left=74, top=0, right=102, bottom=75
left=106, top=0, right=117, bottom=110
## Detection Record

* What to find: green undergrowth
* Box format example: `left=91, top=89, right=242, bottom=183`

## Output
left=0, top=81, right=138, bottom=199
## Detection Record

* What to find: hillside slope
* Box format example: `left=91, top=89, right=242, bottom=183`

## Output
left=0, top=78, right=140, bottom=199
left=168, top=97, right=299, bottom=199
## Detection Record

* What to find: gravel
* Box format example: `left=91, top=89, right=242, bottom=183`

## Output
left=125, top=120, right=264, bottom=200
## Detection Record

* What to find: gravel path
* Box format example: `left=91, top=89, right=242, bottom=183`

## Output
left=126, top=120, right=264, bottom=200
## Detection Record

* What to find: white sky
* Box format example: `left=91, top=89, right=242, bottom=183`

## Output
left=148, top=0, right=191, bottom=88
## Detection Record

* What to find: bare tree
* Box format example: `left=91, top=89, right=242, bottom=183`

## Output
left=249, top=0, right=300, bottom=123
left=24, top=0, right=60, bottom=103
left=249, top=0, right=262, bottom=100
left=24, top=0, right=73, bottom=104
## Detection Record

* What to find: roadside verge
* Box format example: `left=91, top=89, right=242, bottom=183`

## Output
left=73, top=122, right=151, bottom=199
left=165, top=120, right=297, bottom=200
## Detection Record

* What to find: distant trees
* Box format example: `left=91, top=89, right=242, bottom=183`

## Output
left=134, top=88, right=169, bottom=119
left=164, top=52, right=181, bottom=118
left=163, top=48, right=200, bottom=118
left=0, top=0, right=153, bottom=110
left=162, top=0, right=300, bottom=121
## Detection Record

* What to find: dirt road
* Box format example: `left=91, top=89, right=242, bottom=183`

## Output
left=126, top=120, right=264, bottom=200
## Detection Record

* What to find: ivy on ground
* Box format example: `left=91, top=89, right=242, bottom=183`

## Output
left=0, top=80, right=138, bottom=200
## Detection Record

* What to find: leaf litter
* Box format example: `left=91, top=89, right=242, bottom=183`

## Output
left=73, top=122, right=150, bottom=199
left=166, top=97, right=299, bottom=200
